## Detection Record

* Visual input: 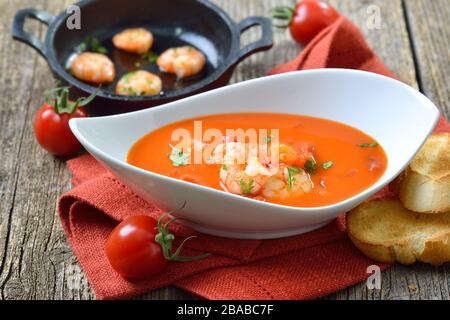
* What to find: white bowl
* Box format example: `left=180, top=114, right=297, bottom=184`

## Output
left=70, top=69, right=439, bottom=239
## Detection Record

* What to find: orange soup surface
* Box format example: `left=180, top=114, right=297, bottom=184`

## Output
left=127, top=113, right=387, bottom=208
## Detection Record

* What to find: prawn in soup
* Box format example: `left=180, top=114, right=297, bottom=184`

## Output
left=127, top=113, right=388, bottom=208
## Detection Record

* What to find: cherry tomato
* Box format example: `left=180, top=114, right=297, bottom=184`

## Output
left=34, top=86, right=96, bottom=157
left=105, top=216, right=167, bottom=279
left=273, top=1, right=340, bottom=45
left=105, top=208, right=209, bottom=280
left=34, top=103, right=87, bottom=157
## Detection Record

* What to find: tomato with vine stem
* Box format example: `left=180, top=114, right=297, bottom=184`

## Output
left=272, top=0, right=340, bottom=45
left=105, top=203, right=209, bottom=279
left=34, top=86, right=96, bottom=157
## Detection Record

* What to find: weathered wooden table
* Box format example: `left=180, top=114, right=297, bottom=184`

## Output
left=0, top=0, right=449, bottom=300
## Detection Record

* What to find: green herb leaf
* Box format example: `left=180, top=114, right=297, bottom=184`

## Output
left=240, top=179, right=254, bottom=195
left=80, top=36, right=108, bottom=54
left=168, top=144, right=190, bottom=167
left=304, top=159, right=317, bottom=174
left=141, top=51, right=159, bottom=63
left=90, top=37, right=108, bottom=54
left=287, top=166, right=301, bottom=190
left=128, top=88, right=137, bottom=96
left=78, top=42, right=87, bottom=53
left=322, top=161, right=334, bottom=170
left=122, top=71, right=136, bottom=83
left=262, top=136, right=272, bottom=143
left=222, top=164, right=227, bottom=171
left=358, top=142, right=379, bottom=148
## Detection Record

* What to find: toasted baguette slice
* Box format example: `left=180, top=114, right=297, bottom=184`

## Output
left=347, top=200, right=450, bottom=266
left=399, top=133, right=450, bottom=213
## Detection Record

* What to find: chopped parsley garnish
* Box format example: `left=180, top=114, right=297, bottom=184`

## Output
left=240, top=179, right=254, bottom=195
left=127, top=88, right=137, bottom=96
left=79, top=36, right=108, bottom=54
left=304, top=159, right=317, bottom=174
left=222, top=164, right=228, bottom=171
left=358, top=142, right=379, bottom=148
left=322, top=161, right=334, bottom=170
left=168, top=144, right=190, bottom=167
left=262, top=136, right=272, bottom=143
left=122, top=72, right=136, bottom=82
left=287, top=166, right=302, bottom=190
left=141, top=51, right=159, bottom=63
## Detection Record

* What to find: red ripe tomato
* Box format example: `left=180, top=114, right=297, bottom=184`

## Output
left=34, top=103, right=87, bottom=157
left=273, top=1, right=340, bottom=45
left=105, top=216, right=168, bottom=279
left=34, top=86, right=96, bottom=157
left=105, top=208, right=209, bottom=280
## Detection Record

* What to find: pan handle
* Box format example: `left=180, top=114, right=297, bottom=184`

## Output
left=12, top=8, right=55, bottom=58
left=235, top=16, right=273, bottom=64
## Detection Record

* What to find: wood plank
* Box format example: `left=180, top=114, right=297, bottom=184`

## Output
left=323, top=0, right=449, bottom=301
left=404, top=0, right=450, bottom=119
left=0, top=0, right=448, bottom=300
left=0, top=0, right=94, bottom=300
left=328, top=0, right=417, bottom=87
left=0, top=0, right=51, bottom=299
left=0, top=0, right=196, bottom=300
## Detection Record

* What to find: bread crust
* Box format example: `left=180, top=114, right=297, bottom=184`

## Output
left=347, top=200, right=450, bottom=266
left=399, top=133, right=450, bottom=213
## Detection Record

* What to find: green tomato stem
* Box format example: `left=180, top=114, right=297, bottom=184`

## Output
left=154, top=202, right=210, bottom=263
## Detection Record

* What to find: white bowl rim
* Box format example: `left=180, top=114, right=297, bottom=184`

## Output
left=69, top=68, right=440, bottom=215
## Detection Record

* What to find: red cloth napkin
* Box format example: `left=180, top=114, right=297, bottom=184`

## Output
left=58, top=16, right=449, bottom=300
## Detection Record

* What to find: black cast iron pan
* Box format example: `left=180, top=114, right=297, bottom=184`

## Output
left=12, top=0, right=273, bottom=116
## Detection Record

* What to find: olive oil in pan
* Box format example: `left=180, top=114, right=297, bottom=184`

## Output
left=66, top=33, right=213, bottom=96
